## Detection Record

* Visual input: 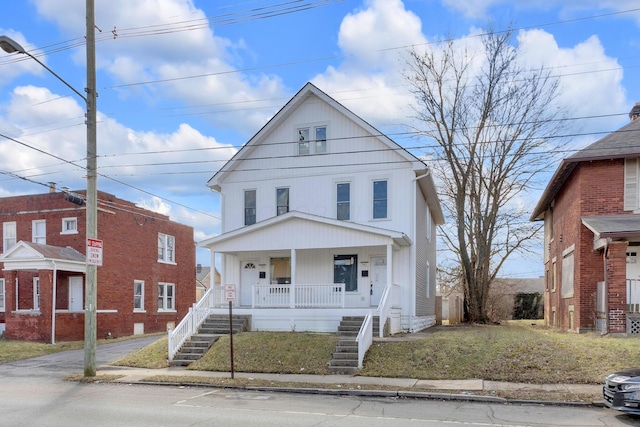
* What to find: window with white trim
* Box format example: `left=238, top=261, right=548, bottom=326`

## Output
left=276, top=187, right=289, bottom=216
left=373, top=180, right=388, bottom=219
left=134, top=280, right=145, bottom=312
left=158, top=233, right=175, bottom=263
left=33, top=277, right=40, bottom=311
left=561, top=247, right=575, bottom=298
left=158, top=282, right=175, bottom=311
left=61, top=217, right=78, bottom=234
left=32, top=220, right=46, bottom=244
left=337, top=182, right=350, bottom=221
left=244, top=189, right=256, bottom=226
left=3, top=221, right=16, bottom=252
left=298, top=126, right=327, bottom=155
left=0, top=278, right=5, bottom=312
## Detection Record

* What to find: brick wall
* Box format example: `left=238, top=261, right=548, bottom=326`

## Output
left=0, top=190, right=196, bottom=342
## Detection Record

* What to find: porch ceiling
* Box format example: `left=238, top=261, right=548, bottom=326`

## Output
left=0, top=241, right=86, bottom=272
left=198, top=211, right=411, bottom=253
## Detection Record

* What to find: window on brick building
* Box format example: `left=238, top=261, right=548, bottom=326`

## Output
left=3, top=222, right=16, bottom=252
left=33, top=277, right=40, bottom=311
left=134, top=280, right=145, bottom=312
left=0, top=278, right=4, bottom=312
left=561, top=246, right=574, bottom=298
left=158, top=233, right=175, bottom=263
left=61, top=217, right=78, bottom=234
left=158, top=282, right=175, bottom=311
left=32, top=220, right=46, bottom=244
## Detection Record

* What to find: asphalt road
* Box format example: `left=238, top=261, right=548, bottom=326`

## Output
left=0, top=336, right=637, bottom=426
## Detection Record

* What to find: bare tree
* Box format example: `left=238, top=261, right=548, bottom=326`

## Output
left=406, top=28, right=565, bottom=323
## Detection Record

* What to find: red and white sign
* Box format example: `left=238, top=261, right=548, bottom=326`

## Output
left=86, top=238, right=103, bottom=266
left=224, top=284, right=236, bottom=302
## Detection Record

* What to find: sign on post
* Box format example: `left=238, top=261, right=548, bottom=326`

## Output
left=224, top=284, right=236, bottom=302
left=224, top=284, right=236, bottom=379
left=86, top=238, right=103, bottom=266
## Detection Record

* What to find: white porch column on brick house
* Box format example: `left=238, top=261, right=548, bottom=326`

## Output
left=290, top=248, right=297, bottom=308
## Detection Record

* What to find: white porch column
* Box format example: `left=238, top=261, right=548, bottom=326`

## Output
left=290, top=248, right=297, bottom=308
left=209, top=251, right=216, bottom=308
left=386, top=243, right=393, bottom=293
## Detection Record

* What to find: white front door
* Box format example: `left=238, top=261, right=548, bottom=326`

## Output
left=69, top=276, right=83, bottom=311
left=240, top=261, right=259, bottom=306
left=370, top=256, right=387, bottom=306
left=628, top=250, right=640, bottom=280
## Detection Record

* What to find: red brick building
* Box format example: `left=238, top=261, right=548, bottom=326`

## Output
left=0, top=188, right=195, bottom=342
left=531, top=103, right=640, bottom=334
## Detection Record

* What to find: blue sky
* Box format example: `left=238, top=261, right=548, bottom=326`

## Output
left=1, top=0, right=639, bottom=277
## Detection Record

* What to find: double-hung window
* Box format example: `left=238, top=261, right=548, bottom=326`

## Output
left=33, top=277, right=40, bottom=311
left=298, top=126, right=327, bottom=155
left=244, top=189, right=256, bottom=226
left=276, top=188, right=289, bottom=216
left=61, top=217, right=78, bottom=234
left=158, top=233, right=175, bottom=263
left=337, top=182, right=350, bottom=221
left=0, top=278, right=5, bottom=312
left=158, top=282, right=175, bottom=311
left=32, top=220, right=46, bottom=244
left=373, top=180, right=388, bottom=219
left=134, top=280, right=145, bottom=312
left=3, top=222, right=16, bottom=252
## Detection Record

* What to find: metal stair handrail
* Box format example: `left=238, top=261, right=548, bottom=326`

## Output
left=168, top=286, right=214, bottom=361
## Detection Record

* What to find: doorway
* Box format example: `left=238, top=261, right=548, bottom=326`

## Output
left=370, top=256, right=386, bottom=306
left=69, top=276, right=83, bottom=311
left=240, top=261, right=258, bottom=306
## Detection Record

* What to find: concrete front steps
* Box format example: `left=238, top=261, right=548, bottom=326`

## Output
left=328, top=316, right=384, bottom=374
left=170, top=315, right=250, bottom=367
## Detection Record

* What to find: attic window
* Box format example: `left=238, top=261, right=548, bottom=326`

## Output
left=298, top=126, right=326, bottom=155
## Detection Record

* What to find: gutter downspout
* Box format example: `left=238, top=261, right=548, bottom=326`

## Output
left=51, top=261, right=57, bottom=344
left=603, top=238, right=611, bottom=335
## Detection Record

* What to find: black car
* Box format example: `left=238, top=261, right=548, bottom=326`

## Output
left=603, top=368, right=640, bottom=415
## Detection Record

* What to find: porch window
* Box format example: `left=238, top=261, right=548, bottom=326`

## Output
left=61, top=217, right=78, bottom=234
left=270, top=257, right=291, bottom=284
left=158, top=282, right=175, bottom=311
left=276, top=188, right=289, bottom=216
left=3, top=221, right=16, bottom=252
left=158, top=233, right=175, bottom=263
left=337, top=182, right=350, bottom=221
left=244, top=189, right=256, bottom=226
left=134, top=280, right=144, bottom=312
left=334, top=255, right=358, bottom=292
left=561, top=247, right=574, bottom=298
left=32, top=220, right=46, bottom=244
left=33, top=277, right=40, bottom=311
left=0, top=278, right=5, bottom=312
left=373, top=180, right=388, bottom=219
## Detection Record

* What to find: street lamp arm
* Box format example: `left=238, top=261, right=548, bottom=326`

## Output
left=0, top=35, right=87, bottom=103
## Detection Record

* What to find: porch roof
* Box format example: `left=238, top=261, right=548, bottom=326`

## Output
left=198, top=211, right=412, bottom=253
left=582, top=215, right=640, bottom=248
left=0, top=241, right=86, bottom=272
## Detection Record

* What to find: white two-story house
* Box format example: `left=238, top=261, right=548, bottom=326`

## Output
left=197, top=82, right=443, bottom=336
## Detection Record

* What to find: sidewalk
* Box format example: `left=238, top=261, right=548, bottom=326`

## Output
left=97, top=365, right=604, bottom=407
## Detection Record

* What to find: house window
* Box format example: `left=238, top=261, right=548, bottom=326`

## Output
left=158, top=233, right=175, bottom=263
left=334, top=255, right=358, bottom=292
left=61, top=217, right=78, bottom=234
left=134, top=280, right=144, bottom=312
left=244, top=189, right=256, bottom=226
left=32, top=220, right=46, bottom=244
left=276, top=188, right=289, bottom=216
left=158, top=282, right=175, bottom=311
left=561, top=247, right=574, bottom=298
left=270, top=257, right=291, bottom=284
left=33, top=277, right=40, bottom=311
left=373, top=180, right=388, bottom=219
left=552, top=258, right=557, bottom=293
left=0, top=278, right=5, bottom=312
left=337, top=182, right=350, bottom=221
left=3, top=221, right=16, bottom=252
left=298, top=126, right=327, bottom=155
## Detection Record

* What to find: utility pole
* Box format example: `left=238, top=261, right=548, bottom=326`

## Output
left=84, top=0, right=98, bottom=377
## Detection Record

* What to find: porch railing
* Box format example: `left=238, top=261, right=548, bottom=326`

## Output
left=168, top=286, right=214, bottom=361
left=628, top=279, right=640, bottom=313
left=252, top=283, right=345, bottom=308
left=377, top=283, right=399, bottom=337
left=356, top=311, right=373, bottom=369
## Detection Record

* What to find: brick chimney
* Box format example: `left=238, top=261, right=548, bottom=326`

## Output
left=630, top=102, right=640, bottom=122
left=48, top=182, right=56, bottom=193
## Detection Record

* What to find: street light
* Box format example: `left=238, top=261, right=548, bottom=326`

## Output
left=0, top=0, right=98, bottom=377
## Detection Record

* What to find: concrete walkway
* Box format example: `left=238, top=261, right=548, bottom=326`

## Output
left=97, top=365, right=603, bottom=406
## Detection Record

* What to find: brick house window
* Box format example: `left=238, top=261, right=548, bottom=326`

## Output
left=61, top=217, right=78, bottom=234
left=3, top=222, right=16, bottom=252
left=158, top=282, right=175, bottom=311
left=158, top=233, right=175, bottom=263
left=32, top=220, right=46, bottom=244
left=33, top=277, right=40, bottom=311
left=134, top=280, right=145, bottom=312
left=0, top=278, right=4, bottom=312
left=561, top=246, right=575, bottom=298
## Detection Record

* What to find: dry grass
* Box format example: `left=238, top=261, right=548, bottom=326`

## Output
left=108, top=337, right=170, bottom=369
